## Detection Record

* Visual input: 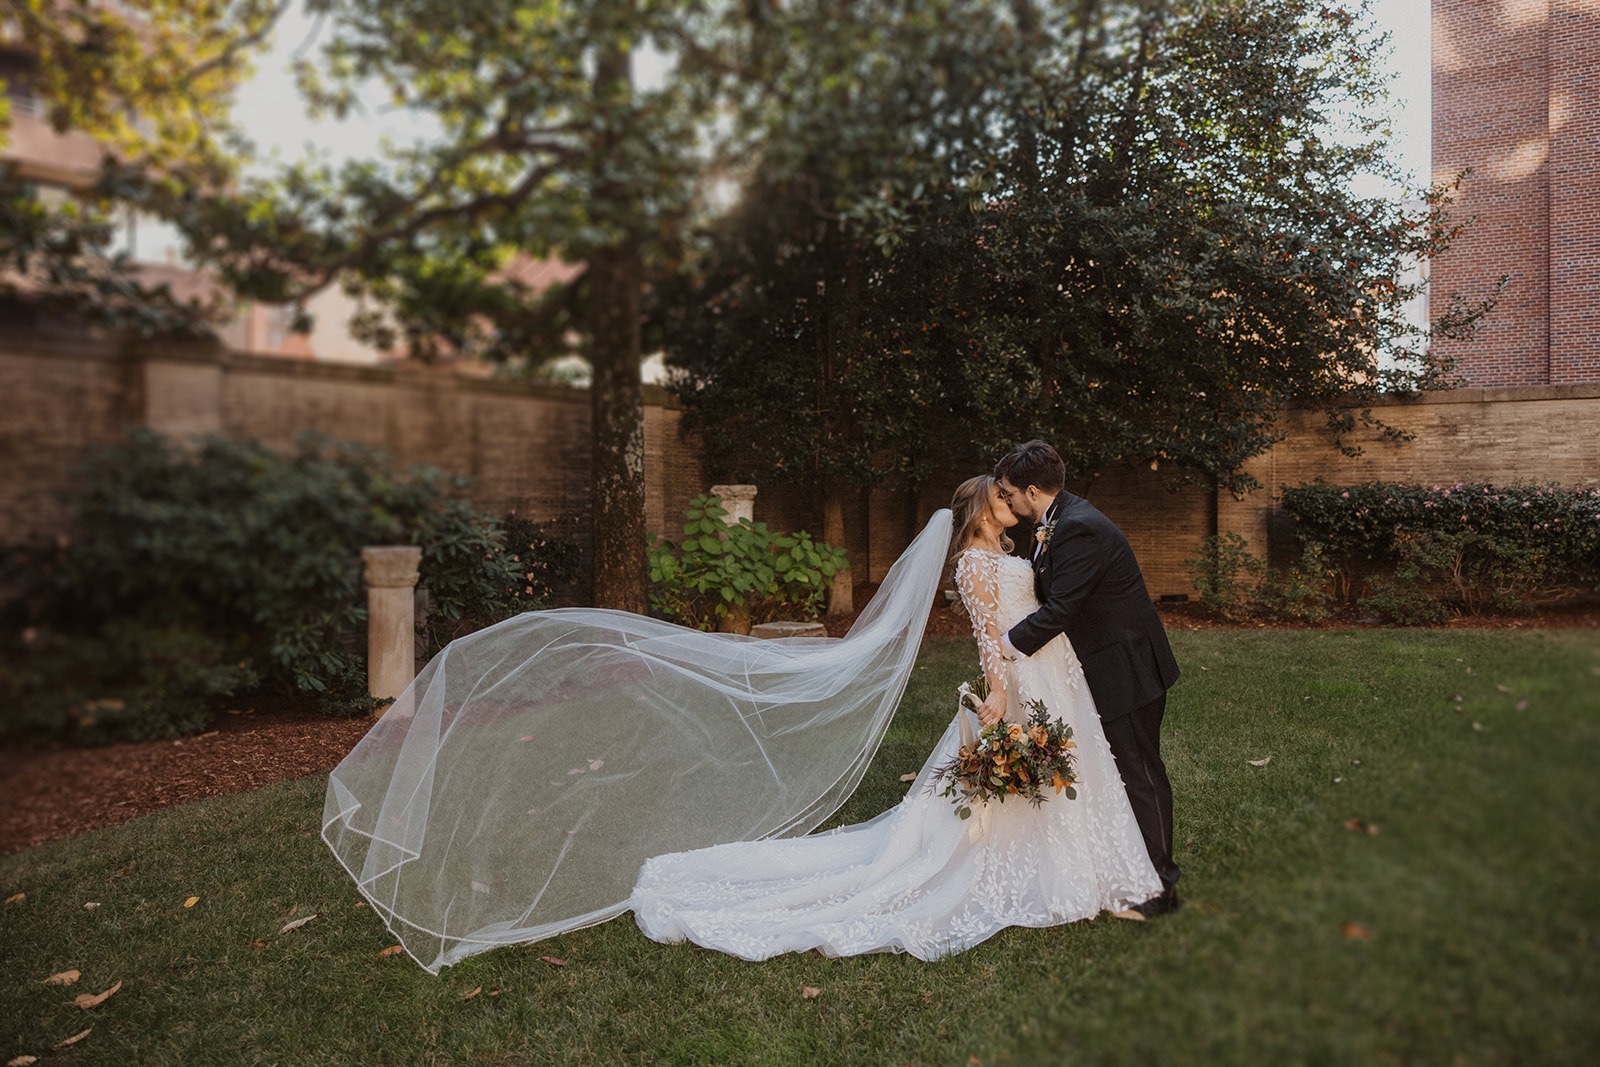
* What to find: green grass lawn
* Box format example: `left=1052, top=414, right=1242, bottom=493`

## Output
left=3, top=628, right=1597, bottom=1065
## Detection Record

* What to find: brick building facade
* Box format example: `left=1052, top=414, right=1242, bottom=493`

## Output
left=1432, top=0, right=1600, bottom=385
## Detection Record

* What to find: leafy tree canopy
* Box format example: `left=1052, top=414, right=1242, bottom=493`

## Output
left=167, top=0, right=761, bottom=609
left=659, top=0, right=1498, bottom=498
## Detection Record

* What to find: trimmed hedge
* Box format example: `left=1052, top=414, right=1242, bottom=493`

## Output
left=1280, top=480, right=1600, bottom=622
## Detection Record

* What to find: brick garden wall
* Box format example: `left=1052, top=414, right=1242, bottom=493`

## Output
left=1212, top=383, right=1600, bottom=581
left=0, top=334, right=710, bottom=594
left=3, top=332, right=1597, bottom=602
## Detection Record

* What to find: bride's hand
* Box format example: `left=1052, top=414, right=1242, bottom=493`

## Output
left=977, top=691, right=1006, bottom=728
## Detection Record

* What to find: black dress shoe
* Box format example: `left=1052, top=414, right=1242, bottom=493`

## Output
left=1131, top=887, right=1181, bottom=918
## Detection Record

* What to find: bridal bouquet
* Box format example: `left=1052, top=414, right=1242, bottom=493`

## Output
left=930, top=680, right=1078, bottom=820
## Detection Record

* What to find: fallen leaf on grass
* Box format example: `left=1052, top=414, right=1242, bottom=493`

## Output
left=1514, top=700, right=1530, bottom=712
left=83, top=902, right=100, bottom=910
left=41, top=970, right=80, bottom=986
left=539, top=956, right=567, bottom=967
left=1495, top=684, right=1513, bottom=694
left=378, top=945, right=406, bottom=957
left=1471, top=721, right=1485, bottom=732
left=1342, top=818, right=1379, bottom=835
left=1341, top=922, right=1373, bottom=940
left=4, top=892, right=23, bottom=905
left=800, top=985, right=822, bottom=1000
left=1246, top=755, right=1272, bottom=767
left=70, top=980, right=121, bottom=1010
left=53, top=1029, right=91, bottom=1049
left=251, top=938, right=269, bottom=950
left=279, top=914, right=318, bottom=934
left=8, top=1054, right=39, bottom=1065
left=898, top=773, right=917, bottom=782
left=1110, top=909, right=1146, bottom=922
left=589, top=759, right=605, bottom=771
left=182, top=896, right=199, bottom=909
left=461, top=986, right=482, bottom=1002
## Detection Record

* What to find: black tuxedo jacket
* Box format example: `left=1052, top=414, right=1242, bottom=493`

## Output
left=1007, top=493, right=1180, bottom=723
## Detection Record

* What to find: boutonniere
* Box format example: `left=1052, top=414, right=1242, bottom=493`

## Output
left=1034, top=519, right=1057, bottom=548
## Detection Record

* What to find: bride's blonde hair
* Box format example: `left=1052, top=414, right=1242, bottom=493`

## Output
left=948, top=475, right=1013, bottom=565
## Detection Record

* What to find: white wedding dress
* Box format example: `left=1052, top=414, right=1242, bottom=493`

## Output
left=629, top=548, right=1162, bottom=960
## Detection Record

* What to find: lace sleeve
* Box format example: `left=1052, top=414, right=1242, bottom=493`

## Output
left=954, top=551, right=1007, bottom=702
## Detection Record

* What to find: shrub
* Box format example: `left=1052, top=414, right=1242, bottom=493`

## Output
left=420, top=512, right=582, bottom=656
left=1281, top=480, right=1600, bottom=622
left=1184, top=535, right=1333, bottom=624
left=647, top=494, right=847, bottom=631
left=1255, top=541, right=1336, bottom=624
left=3, top=620, right=258, bottom=742
left=0, top=430, right=566, bottom=741
left=1184, top=533, right=1264, bottom=621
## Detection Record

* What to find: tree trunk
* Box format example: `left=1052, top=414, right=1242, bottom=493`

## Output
left=823, top=487, right=853, bottom=615
left=587, top=34, right=647, bottom=613
left=588, top=246, right=647, bottom=612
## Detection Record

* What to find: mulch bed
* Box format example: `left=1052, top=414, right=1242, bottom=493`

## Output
left=3, top=599, right=1594, bottom=857
left=0, top=710, right=373, bottom=857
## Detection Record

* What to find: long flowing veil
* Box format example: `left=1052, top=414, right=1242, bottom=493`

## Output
left=322, top=508, right=955, bottom=972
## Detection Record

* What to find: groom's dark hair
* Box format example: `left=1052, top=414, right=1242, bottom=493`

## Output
left=995, top=440, right=1066, bottom=493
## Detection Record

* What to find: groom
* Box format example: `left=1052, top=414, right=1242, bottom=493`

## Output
left=993, top=440, right=1183, bottom=917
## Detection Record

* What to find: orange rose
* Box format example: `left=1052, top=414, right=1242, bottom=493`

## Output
left=1006, top=723, right=1024, bottom=743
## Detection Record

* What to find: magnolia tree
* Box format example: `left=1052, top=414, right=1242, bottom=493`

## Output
left=653, top=0, right=1015, bottom=609
left=659, top=0, right=1497, bottom=531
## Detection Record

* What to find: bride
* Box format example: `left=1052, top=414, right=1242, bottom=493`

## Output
left=630, top=476, right=1161, bottom=959
left=323, top=478, right=1158, bottom=971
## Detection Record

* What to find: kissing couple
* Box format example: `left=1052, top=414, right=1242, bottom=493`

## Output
left=324, top=440, right=1181, bottom=970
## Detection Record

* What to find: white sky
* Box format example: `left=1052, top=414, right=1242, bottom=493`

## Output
left=233, top=1, right=1430, bottom=177
left=181, top=0, right=1430, bottom=259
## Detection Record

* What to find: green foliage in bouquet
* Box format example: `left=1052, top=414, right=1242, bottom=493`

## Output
left=933, top=687, right=1079, bottom=821
left=0, top=430, right=571, bottom=741
left=647, top=494, right=847, bottom=631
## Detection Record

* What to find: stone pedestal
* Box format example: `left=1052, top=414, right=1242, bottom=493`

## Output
left=362, top=546, right=422, bottom=715
left=750, top=620, right=829, bottom=639
left=708, top=483, right=758, bottom=525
